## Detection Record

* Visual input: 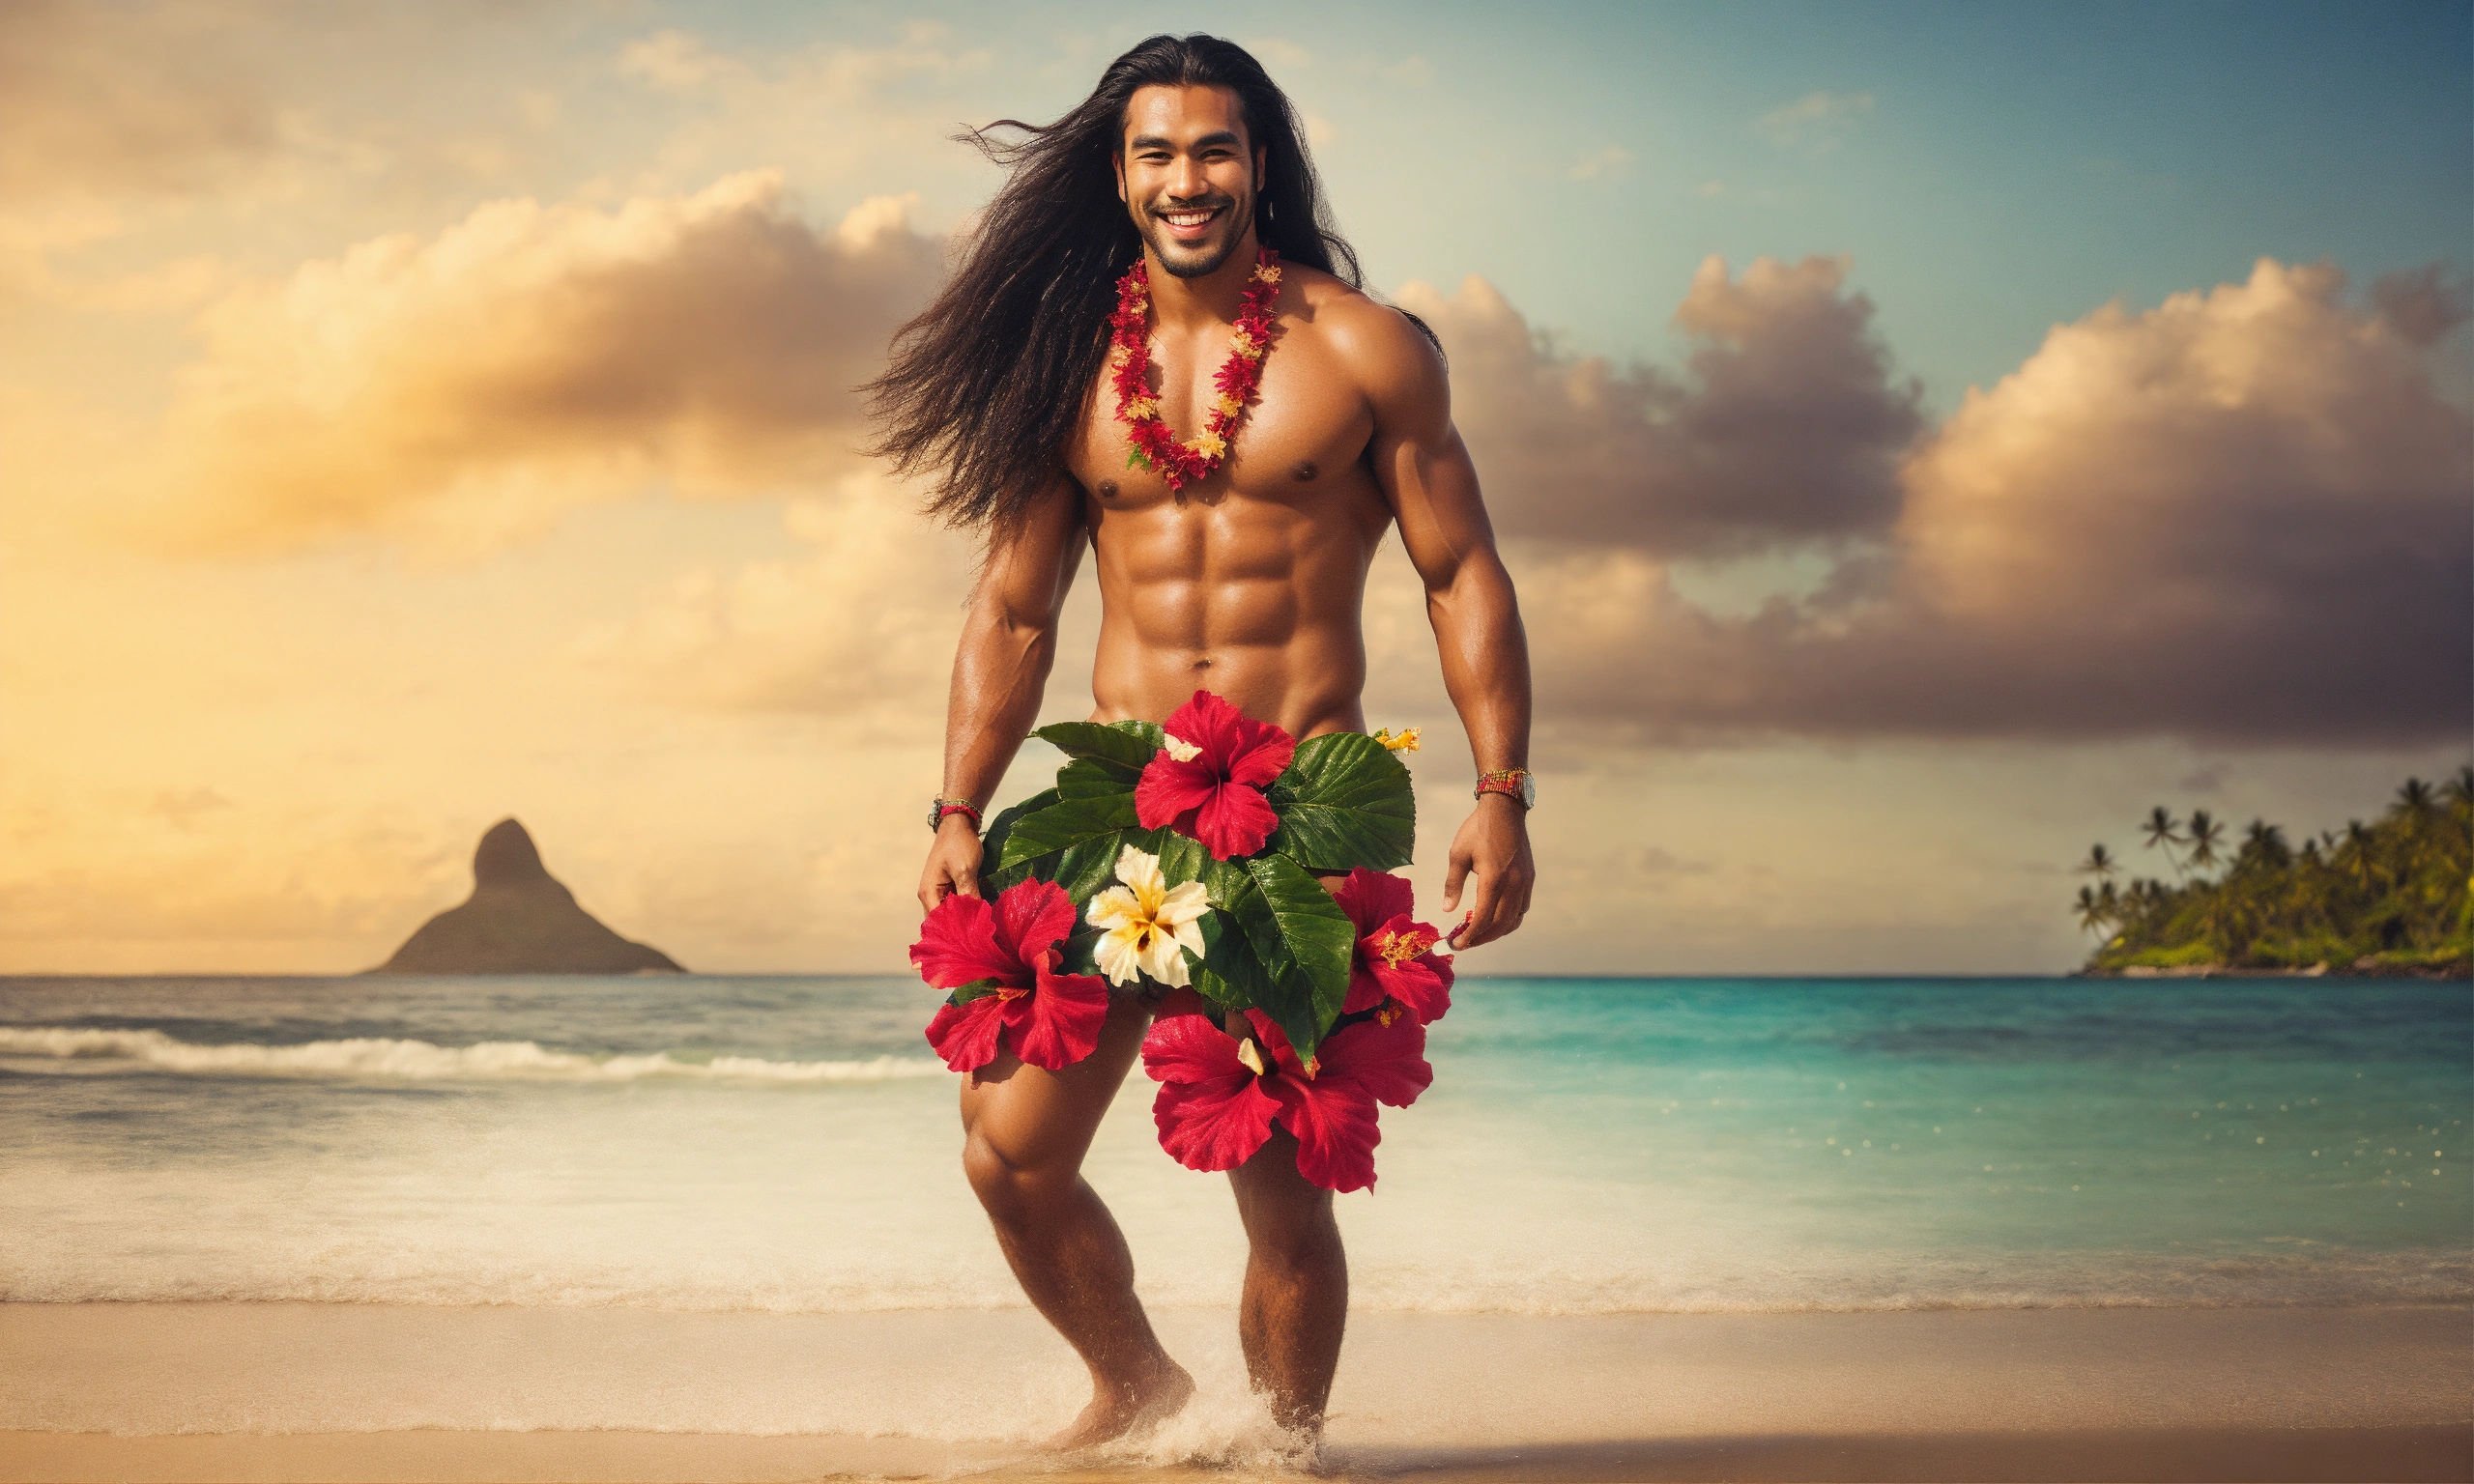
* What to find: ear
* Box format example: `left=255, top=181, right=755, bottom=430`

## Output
left=1113, top=150, right=1126, bottom=203
left=1254, top=145, right=1268, bottom=193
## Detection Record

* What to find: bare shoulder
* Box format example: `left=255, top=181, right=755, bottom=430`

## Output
left=1281, top=265, right=1449, bottom=410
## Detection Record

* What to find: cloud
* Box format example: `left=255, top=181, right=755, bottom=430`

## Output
left=2371, top=263, right=2471, bottom=348
left=0, top=1, right=282, bottom=201
left=1757, top=90, right=1875, bottom=150
left=150, top=174, right=944, bottom=554
left=575, top=471, right=972, bottom=727
left=1490, top=258, right=2469, bottom=748
left=1400, top=256, right=1925, bottom=557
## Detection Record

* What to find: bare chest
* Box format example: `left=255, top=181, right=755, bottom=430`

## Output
left=1065, top=323, right=1378, bottom=517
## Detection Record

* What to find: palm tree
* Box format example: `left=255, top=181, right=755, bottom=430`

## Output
left=2442, top=766, right=2474, bottom=813
left=2079, top=842, right=2120, bottom=881
left=2075, top=884, right=2108, bottom=933
left=2186, top=810, right=2225, bottom=874
left=2397, top=777, right=2435, bottom=815
left=2141, top=806, right=2186, bottom=876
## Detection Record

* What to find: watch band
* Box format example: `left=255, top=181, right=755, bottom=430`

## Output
left=1474, top=768, right=1535, bottom=808
left=929, top=798, right=983, bottom=833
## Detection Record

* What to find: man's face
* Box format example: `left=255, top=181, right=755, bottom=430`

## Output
left=1115, top=83, right=1262, bottom=280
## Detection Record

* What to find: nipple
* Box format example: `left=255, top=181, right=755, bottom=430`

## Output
left=1291, top=461, right=1317, bottom=482
left=1097, top=479, right=1120, bottom=499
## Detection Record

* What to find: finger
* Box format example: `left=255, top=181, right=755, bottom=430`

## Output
left=1442, top=851, right=1470, bottom=913
left=951, top=865, right=980, bottom=899
left=1455, top=870, right=1503, bottom=948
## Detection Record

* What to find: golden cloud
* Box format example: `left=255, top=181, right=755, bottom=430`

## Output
left=1501, top=258, right=2471, bottom=747
left=152, top=174, right=944, bottom=554
left=1401, top=256, right=1924, bottom=558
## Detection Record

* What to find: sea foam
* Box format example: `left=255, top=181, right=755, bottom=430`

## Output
left=0, top=1026, right=945, bottom=1084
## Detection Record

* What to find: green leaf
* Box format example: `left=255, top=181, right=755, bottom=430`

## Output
left=1189, top=907, right=1265, bottom=1012
left=1056, top=756, right=1141, bottom=798
left=977, top=787, right=1061, bottom=894
left=1050, top=830, right=1137, bottom=904
left=1266, top=731, right=1416, bottom=872
left=1238, top=853, right=1356, bottom=1059
left=1033, top=720, right=1166, bottom=772
left=996, top=792, right=1141, bottom=874
left=1056, top=926, right=1108, bottom=980
left=1151, top=828, right=1212, bottom=890
left=944, top=975, right=1006, bottom=1007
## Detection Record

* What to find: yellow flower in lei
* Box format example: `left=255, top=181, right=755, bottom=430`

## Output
left=1252, top=261, right=1281, bottom=286
left=1190, top=430, right=1227, bottom=460
left=1215, top=393, right=1246, bottom=418
left=1373, top=727, right=1422, bottom=753
left=1123, top=396, right=1161, bottom=421
left=1086, top=843, right=1210, bottom=987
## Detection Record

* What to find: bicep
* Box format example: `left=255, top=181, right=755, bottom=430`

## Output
left=1366, top=329, right=1499, bottom=589
left=972, top=475, right=1087, bottom=630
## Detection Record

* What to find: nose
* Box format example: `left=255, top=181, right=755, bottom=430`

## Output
left=1166, top=152, right=1209, bottom=202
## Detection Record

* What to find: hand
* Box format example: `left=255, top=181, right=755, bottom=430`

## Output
left=917, top=815, right=985, bottom=915
left=1443, top=794, right=1534, bottom=949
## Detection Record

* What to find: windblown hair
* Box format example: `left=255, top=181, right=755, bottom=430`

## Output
left=865, top=34, right=1361, bottom=533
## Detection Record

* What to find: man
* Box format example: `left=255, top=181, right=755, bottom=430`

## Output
left=872, top=34, right=1534, bottom=1449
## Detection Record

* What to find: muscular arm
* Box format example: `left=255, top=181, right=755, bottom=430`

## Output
left=919, top=477, right=1087, bottom=912
left=1357, top=310, right=1536, bottom=948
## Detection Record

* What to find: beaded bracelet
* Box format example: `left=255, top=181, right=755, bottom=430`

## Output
left=928, top=798, right=983, bottom=833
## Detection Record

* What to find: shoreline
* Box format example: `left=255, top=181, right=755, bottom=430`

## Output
left=3, top=1302, right=2466, bottom=1481
left=5, top=1423, right=2469, bottom=1483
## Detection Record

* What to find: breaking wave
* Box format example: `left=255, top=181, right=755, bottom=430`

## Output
left=0, top=1026, right=945, bottom=1084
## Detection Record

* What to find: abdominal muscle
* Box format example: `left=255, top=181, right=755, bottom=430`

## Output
left=1082, top=489, right=1384, bottom=741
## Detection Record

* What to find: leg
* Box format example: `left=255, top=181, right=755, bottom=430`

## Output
left=1227, top=1124, right=1348, bottom=1436
left=960, top=987, right=1192, bottom=1448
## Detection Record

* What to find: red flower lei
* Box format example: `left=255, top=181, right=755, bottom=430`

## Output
left=1108, top=247, right=1281, bottom=491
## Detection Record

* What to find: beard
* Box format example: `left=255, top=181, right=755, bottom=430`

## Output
left=1137, top=186, right=1252, bottom=279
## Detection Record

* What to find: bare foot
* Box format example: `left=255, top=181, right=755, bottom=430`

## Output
left=1042, top=1359, right=1195, bottom=1451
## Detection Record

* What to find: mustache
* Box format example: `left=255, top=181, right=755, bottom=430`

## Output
left=1146, top=192, right=1237, bottom=217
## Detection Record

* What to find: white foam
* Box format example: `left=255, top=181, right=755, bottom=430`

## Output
left=0, top=1026, right=944, bottom=1084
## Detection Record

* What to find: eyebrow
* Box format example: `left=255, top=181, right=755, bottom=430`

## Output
left=1127, top=129, right=1245, bottom=152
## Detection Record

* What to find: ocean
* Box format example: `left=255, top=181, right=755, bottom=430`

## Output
left=6, top=973, right=2466, bottom=1323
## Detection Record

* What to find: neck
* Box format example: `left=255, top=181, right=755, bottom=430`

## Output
left=1142, top=224, right=1263, bottom=330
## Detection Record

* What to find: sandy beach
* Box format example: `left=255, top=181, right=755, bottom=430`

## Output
left=4, top=1302, right=2467, bottom=1482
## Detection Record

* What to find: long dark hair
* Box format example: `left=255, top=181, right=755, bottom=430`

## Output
left=866, top=34, right=1361, bottom=533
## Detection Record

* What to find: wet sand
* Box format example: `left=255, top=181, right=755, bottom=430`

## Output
left=2, top=1303, right=2466, bottom=1482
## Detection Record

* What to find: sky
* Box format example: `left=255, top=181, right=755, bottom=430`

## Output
left=1, top=0, right=2467, bottom=976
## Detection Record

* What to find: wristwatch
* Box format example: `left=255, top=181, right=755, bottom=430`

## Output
left=1474, top=768, right=1535, bottom=809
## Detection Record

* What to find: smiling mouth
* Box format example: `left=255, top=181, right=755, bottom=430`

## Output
left=1155, top=204, right=1223, bottom=239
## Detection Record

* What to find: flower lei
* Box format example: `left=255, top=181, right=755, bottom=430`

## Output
left=1108, top=248, right=1281, bottom=491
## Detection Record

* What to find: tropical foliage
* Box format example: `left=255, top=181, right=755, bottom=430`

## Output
left=975, top=704, right=1416, bottom=1059
left=2074, top=769, right=2473, bottom=975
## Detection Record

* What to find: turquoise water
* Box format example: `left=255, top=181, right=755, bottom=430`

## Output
left=2, top=975, right=2465, bottom=1313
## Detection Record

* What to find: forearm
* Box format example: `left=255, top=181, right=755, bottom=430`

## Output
left=939, top=607, right=1060, bottom=811
left=1426, top=550, right=1532, bottom=775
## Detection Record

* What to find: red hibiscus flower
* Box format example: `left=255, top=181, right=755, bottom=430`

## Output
left=1140, top=991, right=1432, bottom=1192
left=1134, top=690, right=1297, bottom=861
left=1332, top=869, right=1455, bottom=1025
left=909, top=878, right=1109, bottom=1073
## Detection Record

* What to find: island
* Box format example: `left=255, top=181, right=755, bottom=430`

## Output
left=2073, top=769, right=2471, bottom=978
left=366, top=817, right=684, bottom=975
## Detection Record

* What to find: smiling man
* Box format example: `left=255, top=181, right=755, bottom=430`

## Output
left=869, top=34, right=1534, bottom=1449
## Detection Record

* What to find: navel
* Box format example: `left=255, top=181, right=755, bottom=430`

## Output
left=1291, top=461, right=1317, bottom=482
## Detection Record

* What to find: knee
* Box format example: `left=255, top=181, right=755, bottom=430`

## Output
left=1243, top=1200, right=1342, bottom=1275
left=962, top=1129, right=1064, bottom=1220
